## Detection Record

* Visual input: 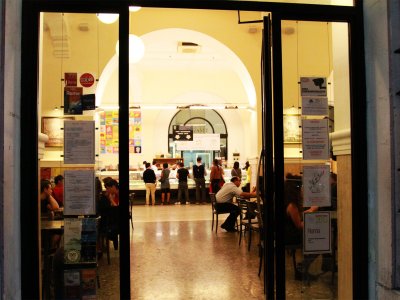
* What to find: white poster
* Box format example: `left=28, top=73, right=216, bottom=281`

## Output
left=302, top=119, right=330, bottom=160
left=64, top=120, right=95, bottom=164
left=302, top=97, right=328, bottom=116
left=64, top=170, right=96, bottom=216
left=303, top=211, right=332, bottom=254
left=176, top=134, right=220, bottom=151
left=300, top=77, right=327, bottom=97
left=303, top=165, right=331, bottom=207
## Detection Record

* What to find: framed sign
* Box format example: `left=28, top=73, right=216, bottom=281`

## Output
left=283, top=114, right=302, bottom=143
left=41, top=117, right=74, bottom=147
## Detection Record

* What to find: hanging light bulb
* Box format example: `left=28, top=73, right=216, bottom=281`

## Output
left=97, top=13, right=119, bottom=24
left=129, top=6, right=142, bottom=12
left=115, top=34, right=145, bottom=63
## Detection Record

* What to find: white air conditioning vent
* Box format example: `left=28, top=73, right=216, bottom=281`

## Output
left=177, top=42, right=201, bottom=54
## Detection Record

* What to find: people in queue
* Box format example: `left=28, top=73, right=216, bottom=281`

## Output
left=231, top=161, right=242, bottom=180
left=143, top=162, right=157, bottom=205
left=52, top=174, right=64, bottom=207
left=210, top=158, right=225, bottom=194
left=242, top=161, right=251, bottom=192
left=284, top=173, right=319, bottom=280
left=193, top=157, right=207, bottom=204
left=40, top=179, right=60, bottom=217
left=159, top=163, right=171, bottom=205
left=151, top=160, right=158, bottom=172
left=216, top=176, right=257, bottom=232
left=176, top=162, right=190, bottom=204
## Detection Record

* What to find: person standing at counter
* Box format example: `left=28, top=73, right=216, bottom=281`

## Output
left=193, top=157, right=207, bottom=204
left=143, top=162, right=157, bottom=205
left=176, top=162, right=190, bottom=205
left=231, top=161, right=242, bottom=180
left=210, top=159, right=224, bottom=194
left=160, top=163, right=171, bottom=205
left=243, top=161, right=251, bottom=192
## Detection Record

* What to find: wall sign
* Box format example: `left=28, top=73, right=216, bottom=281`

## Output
left=173, top=125, right=193, bottom=141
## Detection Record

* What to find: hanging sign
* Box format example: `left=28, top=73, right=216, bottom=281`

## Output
left=64, top=120, right=95, bottom=164
left=303, top=165, right=331, bottom=207
left=300, top=77, right=327, bottom=97
left=303, top=211, right=332, bottom=254
left=176, top=134, right=220, bottom=151
left=64, top=170, right=96, bottom=216
left=79, top=73, right=95, bottom=88
left=173, top=125, right=193, bottom=141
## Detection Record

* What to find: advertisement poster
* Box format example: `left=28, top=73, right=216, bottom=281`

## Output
left=303, top=211, right=332, bottom=254
left=302, top=97, right=328, bottom=116
left=64, top=218, right=82, bottom=264
left=99, top=110, right=141, bottom=154
left=64, top=86, right=83, bottom=115
left=64, top=170, right=96, bottom=216
left=300, top=77, right=327, bottom=97
left=303, top=165, right=331, bottom=207
left=302, top=119, right=330, bottom=160
left=64, top=121, right=95, bottom=164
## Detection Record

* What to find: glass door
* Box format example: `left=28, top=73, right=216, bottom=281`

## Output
left=262, top=11, right=366, bottom=299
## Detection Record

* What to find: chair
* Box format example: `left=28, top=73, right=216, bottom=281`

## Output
left=237, top=199, right=260, bottom=251
left=209, top=193, right=230, bottom=233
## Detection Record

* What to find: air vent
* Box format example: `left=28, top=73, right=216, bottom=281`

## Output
left=177, top=42, right=201, bottom=54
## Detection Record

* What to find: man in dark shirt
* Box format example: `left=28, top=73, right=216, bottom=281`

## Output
left=176, top=162, right=190, bottom=204
left=193, top=157, right=207, bottom=204
left=143, top=162, right=157, bottom=205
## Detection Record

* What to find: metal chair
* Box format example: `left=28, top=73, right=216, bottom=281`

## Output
left=209, top=193, right=230, bottom=233
left=129, top=192, right=135, bottom=229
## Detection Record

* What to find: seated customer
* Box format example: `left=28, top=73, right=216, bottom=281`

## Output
left=40, top=179, right=59, bottom=217
left=104, top=178, right=119, bottom=206
left=52, top=174, right=64, bottom=207
left=215, top=176, right=257, bottom=232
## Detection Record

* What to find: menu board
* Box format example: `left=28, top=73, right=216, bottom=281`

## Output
left=302, top=119, right=330, bottom=160
left=64, top=120, right=95, bottom=164
left=176, top=134, right=220, bottom=151
left=303, top=165, right=331, bottom=207
left=64, top=170, right=95, bottom=216
left=303, top=211, right=332, bottom=254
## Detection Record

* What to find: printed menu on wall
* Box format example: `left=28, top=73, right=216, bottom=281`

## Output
left=64, top=120, right=95, bottom=164
left=302, top=119, right=330, bottom=160
left=303, top=211, right=332, bottom=254
left=303, top=165, right=331, bottom=207
left=64, top=170, right=96, bottom=216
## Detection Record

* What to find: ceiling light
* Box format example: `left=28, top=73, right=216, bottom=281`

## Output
left=129, top=6, right=142, bottom=12
left=115, top=34, right=145, bottom=63
left=97, top=13, right=119, bottom=24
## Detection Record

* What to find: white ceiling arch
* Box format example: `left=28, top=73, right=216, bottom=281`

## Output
left=96, top=28, right=256, bottom=108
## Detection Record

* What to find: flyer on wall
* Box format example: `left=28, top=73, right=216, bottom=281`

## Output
left=64, top=170, right=96, bottom=216
left=64, top=120, right=95, bottom=164
left=303, top=211, right=332, bottom=254
left=303, top=165, right=331, bottom=207
left=302, top=119, right=330, bottom=160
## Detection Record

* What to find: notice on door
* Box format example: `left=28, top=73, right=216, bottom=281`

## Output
left=302, top=119, right=330, bottom=160
left=303, top=165, right=331, bottom=207
left=302, top=97, right=328, bottom=116
left=300, top=77, right=327, bottom=97
left=64, top=170, right=96, bottom=216
left=64, top=120, right=95, bottom=164
left=303, top=211, right=332, bottom=254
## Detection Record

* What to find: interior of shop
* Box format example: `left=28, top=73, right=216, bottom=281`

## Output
left=37, top=6, right=349, bottom=299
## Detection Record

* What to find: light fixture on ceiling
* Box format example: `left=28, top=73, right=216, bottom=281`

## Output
left=129, top=6, right=142, bottom=12
left=115, top=34, right=145, bottom=63
left=97, top=13, right=119, bottom=24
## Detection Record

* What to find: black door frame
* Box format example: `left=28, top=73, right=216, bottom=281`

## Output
left=21, top=1, right=367, bottom=299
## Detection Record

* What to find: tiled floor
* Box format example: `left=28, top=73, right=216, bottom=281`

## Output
left=97, top=204, right=337, bottom=300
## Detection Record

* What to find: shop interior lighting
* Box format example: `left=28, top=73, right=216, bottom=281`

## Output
left=97, top=13, right=119, bottom=24
left=115, top=34, right=145, bottom=64
left=129, top=6, right=142, bottom=12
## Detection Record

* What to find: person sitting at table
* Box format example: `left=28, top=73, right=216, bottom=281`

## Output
left=284, top=173, right=318, bottom=280
left=104, top=178, right=119, bottom=206
left=52, top=174, right=64, bottom=207
left=40, top=179, right=59, bottom=217
left=215, top=176, right=257, bottom=232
